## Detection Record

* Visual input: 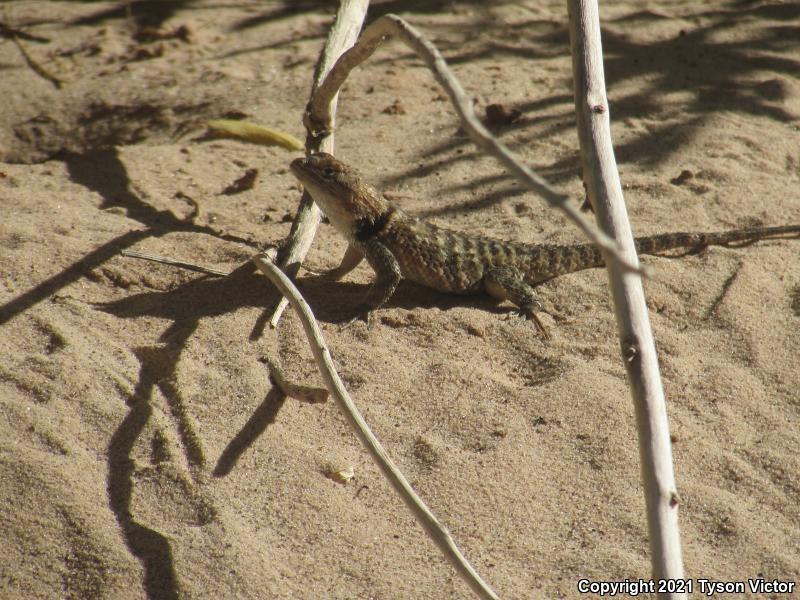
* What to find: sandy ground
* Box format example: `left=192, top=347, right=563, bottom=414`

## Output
left=1, top=1, right=799, bottom=598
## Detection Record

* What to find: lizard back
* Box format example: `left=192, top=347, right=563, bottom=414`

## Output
left=375, top=210, right=603, bottom=294
left=375, top=211, right=800, bottom=293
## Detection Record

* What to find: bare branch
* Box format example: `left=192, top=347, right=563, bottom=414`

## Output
left=120, top=249, right=230, bottom=277
left=567, top=1, right=685, bottom=595
left=306, top=14, right=644, bottom=276
left=268, top=0, right=370, bottom=327
left=11, top=35, right=62, bottom=89
left=252, top=249, right=500, bottom=600
left=262, top=356, right=328, bottom=404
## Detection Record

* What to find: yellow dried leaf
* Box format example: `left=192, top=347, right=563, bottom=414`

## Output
left=207, top=119, right=303, bottom=151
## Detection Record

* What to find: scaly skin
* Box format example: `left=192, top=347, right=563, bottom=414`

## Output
left=290, top=152, right=800, bottom=335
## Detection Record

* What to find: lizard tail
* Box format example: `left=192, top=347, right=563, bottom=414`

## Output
left=525, top=225, right=799, bottom=284
left=634, top=225, right=800, bottom=254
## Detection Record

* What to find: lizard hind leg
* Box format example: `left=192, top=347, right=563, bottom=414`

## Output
left=483, top=266, right=551, bottom=339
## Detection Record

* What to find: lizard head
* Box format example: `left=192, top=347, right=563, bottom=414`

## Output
left=290, top=152, right=390, bottom=240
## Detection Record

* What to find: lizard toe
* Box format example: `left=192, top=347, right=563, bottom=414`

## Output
left=517, top=304, right=552, bottom=340
left=336, top=305, right=373, bottom=330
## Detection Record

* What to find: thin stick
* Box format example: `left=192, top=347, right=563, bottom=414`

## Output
left=305, top=14, right=643, bottom=277
left=120, top=249, right=230, bottom=277
left=268, top=0, right=370, bottom=328
left=252, top=249, right=500, bottom=600
left=262, top=356, right=328, bottom=404
left=566, top=1, right=685, bottom=596
left=121, top=252, right=325, bottom=402
left=11, top=35, right=62, bottom=89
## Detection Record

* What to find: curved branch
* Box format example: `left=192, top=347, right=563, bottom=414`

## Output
left=252, top=250, right=500, bottom=600
left=269, top=0, right=370, bottom=327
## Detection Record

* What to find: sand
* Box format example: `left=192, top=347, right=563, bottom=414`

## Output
left=1, top=1, right=798, bottom=598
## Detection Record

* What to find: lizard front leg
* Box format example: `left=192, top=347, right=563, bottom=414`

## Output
left=343, top=238, right=402, bottom=326
left=483, top=266, right=551, bottom=339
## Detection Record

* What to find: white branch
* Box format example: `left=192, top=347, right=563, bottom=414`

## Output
left=252, top=250, right=500, bottom=600
left=269, top=0, right=370, bottom=327
left=566, top=1, right=685, bottom=596
left=305, top=14, right=643, bottom=276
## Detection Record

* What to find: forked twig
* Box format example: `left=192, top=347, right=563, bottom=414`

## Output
left=304, top=14, right=644, bottom=278
left=268, top=0, right=370, bottom=328
left=252, top=249, right=500, bottom=600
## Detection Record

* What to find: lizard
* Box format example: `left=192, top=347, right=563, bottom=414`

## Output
left=290, top=152, right=800, bottom=337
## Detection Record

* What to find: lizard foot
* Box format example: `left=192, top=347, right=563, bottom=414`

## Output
left=508, top=303, right=552, bottom=340
left=336, top=306, right=375, bottom=330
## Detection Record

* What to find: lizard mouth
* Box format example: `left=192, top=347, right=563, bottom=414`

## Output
left=289, top=156, right=329, bottom=191
left=288, top=155, right=338, bottom=211
left=289, top=157, right=308, bottom=179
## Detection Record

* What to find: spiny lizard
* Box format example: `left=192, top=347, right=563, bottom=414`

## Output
left=290, top=152, right=800, bottom=336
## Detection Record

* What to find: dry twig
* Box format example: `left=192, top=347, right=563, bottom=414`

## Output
left=252, top=249, right=500, bottom=600
left=268, top=0, right=370, bottom=328
left=11, top=35, right=62, bottom=88
left=120, top=249, right=230, bottom=277
left=121, top=246, right=500, bottom=598
left=261, top=355, right=328, bottom=404
left=567, top=1, right=685, bottom=595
